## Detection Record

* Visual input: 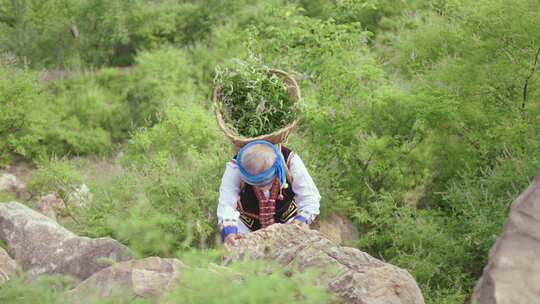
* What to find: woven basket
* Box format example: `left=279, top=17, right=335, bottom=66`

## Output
left=213, top=69, right=300, bottom=152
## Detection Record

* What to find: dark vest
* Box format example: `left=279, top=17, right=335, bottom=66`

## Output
left=233, top=146, right=297, bottom=231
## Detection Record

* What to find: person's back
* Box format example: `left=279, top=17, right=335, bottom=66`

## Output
left=216, top=140, right=320, bottom=244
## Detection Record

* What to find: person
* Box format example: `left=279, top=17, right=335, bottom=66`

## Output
left=217, top=140, right=320, bottom=244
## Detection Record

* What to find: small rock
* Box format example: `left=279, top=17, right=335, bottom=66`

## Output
left=69, top=257, right=184, bottom=302
left=36, top=193, right=66, bottom=220
left=0, top=247, right=17, bottom=283
left=0, top=202, right=133, bottom=281
left=0, top=173, right=30, bottom=200
left=312, top=213, right=359, bottom=246
left=0, top=173, right=25, bottom=193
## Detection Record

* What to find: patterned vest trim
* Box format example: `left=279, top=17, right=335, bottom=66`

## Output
left=233, top=146, right=297, bottom=231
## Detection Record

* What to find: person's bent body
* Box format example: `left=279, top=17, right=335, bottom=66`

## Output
left=217, top=140, right=321, bottom=244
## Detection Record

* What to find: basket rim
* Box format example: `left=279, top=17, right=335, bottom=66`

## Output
left=213, top=68, right=300, bottom=146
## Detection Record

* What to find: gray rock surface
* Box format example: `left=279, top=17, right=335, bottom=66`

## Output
left=224, top=224, right=424, bottom=304
left=312, top=213, right=359, bottom=246
left=69, top=257, right=184, bottom=302
left=0, top=173, right=23, bottom=192
left=0, top=202, right=133, bottom=281
left=474, top=173, right=540, bottom=304
left=0, top=247, right=17, bottom=283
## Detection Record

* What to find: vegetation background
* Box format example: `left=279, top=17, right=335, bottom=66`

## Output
left=1, top=0, right=539, bottom=303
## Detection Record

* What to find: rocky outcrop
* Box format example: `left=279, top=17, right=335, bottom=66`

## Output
left=474, top=174, right=540, bottom=304
left=224, top=224, right=424, bottom=304
left=0, top=247, right=17, bottom=283
left=0, top=201, right=424, bottom=303
left=0, top=202, right=133, bottom=281
left=69, top=257, right=183, bottom=302
left=312, top=213, right=359, bottom=246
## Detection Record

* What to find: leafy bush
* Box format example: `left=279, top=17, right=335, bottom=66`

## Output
left=0, top=66, right=48, bottom=165
left=0, top=65, right=111, bottom=165
left=125, top=47, right=197, bottom=127
left=0, top=274, right=76, bottom=304
left=27, top=158, right=83, bottom=200
left=65, top=101, right=229, bottom=253
left=167, top=250, right=333, bottom=304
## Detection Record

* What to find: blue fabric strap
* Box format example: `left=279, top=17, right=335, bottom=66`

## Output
left=221, top=226, right=238, bottom=241
left=293, top=215, right=308, bottom=224
left=237, top=140, right=287, bottom=188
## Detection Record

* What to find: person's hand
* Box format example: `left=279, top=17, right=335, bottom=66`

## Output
left=224, top=233, right=243, bottom=246
left=291, top=219, right=309, bottom=229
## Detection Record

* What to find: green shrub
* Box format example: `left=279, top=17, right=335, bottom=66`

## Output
left=126, top=47, right=197, bottom=127
left=69, top=101, right=229, bottom=252
left=0, top=66, right=49, bottom=165
left=27, top=158, right=83, bottom=201
left=168, top=257, right=332, bottom=304
left=0, top=65, right=115, bottom=165
left=51, top=70, right=132, bottom=142
left=0, top=274, right=75, bottom=304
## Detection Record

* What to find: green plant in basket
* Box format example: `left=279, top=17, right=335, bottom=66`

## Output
left=214, top=57, right=298, bottom=137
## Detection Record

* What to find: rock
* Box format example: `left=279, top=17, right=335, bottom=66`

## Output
left=36, top=193, right=66, bottom=220
left=0, top=247, right=17, bottom=283
left=473, top=173, right=540, bottom=304
left=0, top=173, right=31, bottom=200
left=0, top=173, right=21, bottom=192
left=69, top=257, right=183, bottom=302
left=312, top=213, right=359, bottom=246
left=0, top=173, right=25, bottom=193
left=224, top=224, right=424, bottom=304
left=0, top=202, right=133, bottom=281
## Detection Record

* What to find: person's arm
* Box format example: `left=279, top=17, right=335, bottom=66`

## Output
left=288, top=153, right=321, bottom=224
left=217, top=161, right=242, bottom=242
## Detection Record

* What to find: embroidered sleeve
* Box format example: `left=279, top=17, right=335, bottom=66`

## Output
left=217, top=161, right=241, bottom=227
left=289, top=153, right=321, bottom=224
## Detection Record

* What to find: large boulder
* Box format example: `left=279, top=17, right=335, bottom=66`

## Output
left=69, top=257, right=183, bottom=302
left=0, top=247, right=17, bottom=283
left=312, top=213, right=359, bottom=246
left=224, top=224, right=424, bottom=304
left=0, top=202, right=133, bottom=281
left=474, top=174, right=540, bottom=304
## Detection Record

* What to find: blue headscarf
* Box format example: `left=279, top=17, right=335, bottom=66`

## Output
left=237, top=140, right=287, bottom=188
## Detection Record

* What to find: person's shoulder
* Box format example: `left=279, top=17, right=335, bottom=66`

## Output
left=226, top=160, right=238, bottom=169
left=281, top=146, right=296, bottom=164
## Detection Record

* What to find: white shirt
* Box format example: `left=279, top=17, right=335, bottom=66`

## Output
left=217, top=153, right=320, bottom=233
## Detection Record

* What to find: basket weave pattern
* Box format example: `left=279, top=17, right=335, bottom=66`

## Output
left=213, top=69, right=300, bottom=151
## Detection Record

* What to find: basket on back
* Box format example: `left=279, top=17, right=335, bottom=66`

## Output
left=213, top=69, right=300, bottom=152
